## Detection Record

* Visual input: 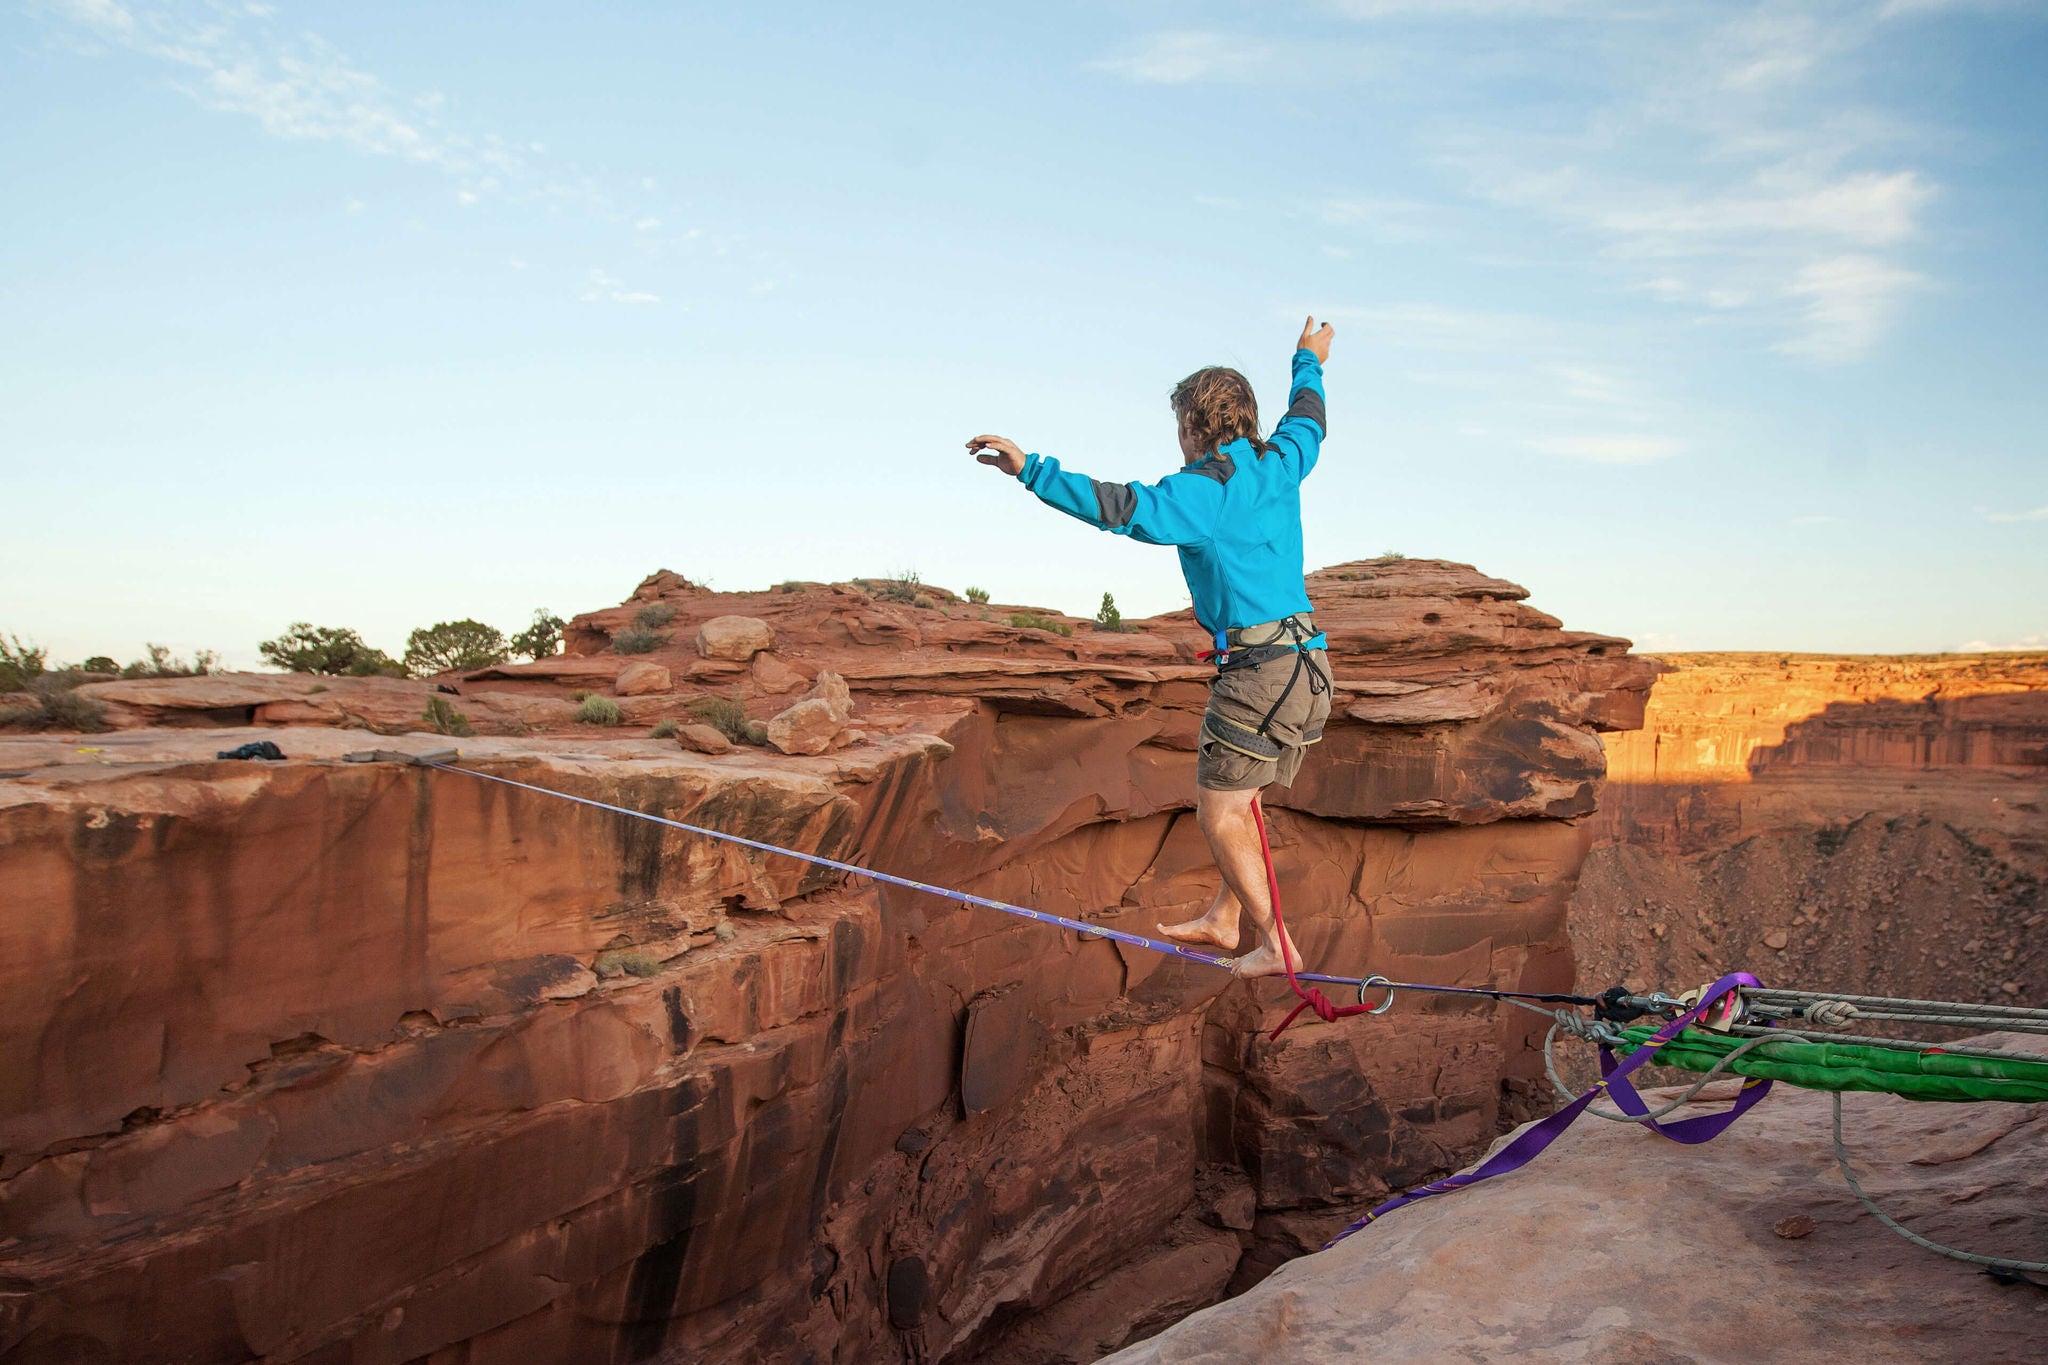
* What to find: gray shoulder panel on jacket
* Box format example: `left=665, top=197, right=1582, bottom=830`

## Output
left=1284, top=388, right=1326, bottom=435
left=1091, top=479, right=1137, bottom=528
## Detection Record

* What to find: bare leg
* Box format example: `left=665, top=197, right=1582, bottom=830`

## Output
left=1155, top=880, right=1243, bottom=951
left=1195, top=786, right=1300, bottom=979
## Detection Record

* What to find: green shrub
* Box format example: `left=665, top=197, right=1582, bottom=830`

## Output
left=1093, top=592, right=1126, bottom=632
left=594, top=948, right=662, bottom=979
left=685, top=695, right=749, bottom=742
left=741, top=720, right=768, bottom=746
left=122, top=644, right=219, bottom=679
left=423, top=695, right=475, bottom=737
left=1382, top=550, right=1406, bottom=561
left=0, top=671, right=109, bottom=733
left=0, top=634, right=47, bottom=692
left=509, top=609, right=567, bottom=661
left=633, top=603, right=677, bottom=631
left=612, top=627, right=668, bottom=655
left=1008, top=613, right=1074, bottom=638
left=577, top=695, right=623, bottom=726
left=404, top=620, right=509, bottom=677
left=964, top=586, right=989, bottom=604
left=650, top=720, right=679, bottom=739
left=259, top=623, right=403, bottom=677
left=81, top=656, right=118, bottom=675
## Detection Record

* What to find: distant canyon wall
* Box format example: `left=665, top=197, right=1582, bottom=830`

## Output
left=1571, top=653, right=2048, bottom=1008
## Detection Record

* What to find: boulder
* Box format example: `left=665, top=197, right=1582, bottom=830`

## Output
left=695, top=616, right=774, bottom=662
left=750, top=652, right=807, bottom=695
left=675, top=724, right=734, bottom=755
left=807, top=669, right=852, bottom=724
left=763, top=698, right=840, bottom=756
left=614, top=662, right=672, bottom=697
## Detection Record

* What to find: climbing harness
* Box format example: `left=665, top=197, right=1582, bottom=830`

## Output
left=1199, top=614, right=1331, bottom=761
left=400, top=753, right=2045, bottom=1276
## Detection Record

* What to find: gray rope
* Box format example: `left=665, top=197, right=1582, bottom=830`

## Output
left=1831, top=1092, right=2048, bottom=1273
left=1543, top=1017, right=1781, bottom=1124
left=1759, top=1002, right=2048, bottom=1037
left=1748, top=987, right=2048, bottom=1023
left=1728, top=1023, right=2048, bottom=1064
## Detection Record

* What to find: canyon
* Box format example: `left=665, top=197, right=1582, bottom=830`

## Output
left=6, top=575, right=2043, bottom=1363
left=1570, top=651, right=2048, bottom=1012
left=0, top=559, right=1655, bottom=1363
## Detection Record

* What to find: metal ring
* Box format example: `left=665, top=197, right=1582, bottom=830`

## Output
left=1357, top=974, right=1397, bottom=1015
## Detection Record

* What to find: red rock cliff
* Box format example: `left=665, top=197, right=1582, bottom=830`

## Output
left=1572, top=652, right=2048, bottom=1009
left=0, top=559, right=1655, bottom=1363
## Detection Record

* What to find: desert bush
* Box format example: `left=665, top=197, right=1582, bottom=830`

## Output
left=1093, top=592, right=1126, bottom=632
left=509, top=609, right=567, bottom=661
left=964, top=586, right=990, bottom=605
left=259, top=623, right=404, bottom=677
left=650, top=719, right=679, bottom=739
left=741, top=720, right=768, bottom=746
left=684, top=695, right=750, bottom=743
left=612, top=627, right=668, bottom=655
left=1, top=672, right=110, bottom=733
left=633, top=604, right=677, bottom=631
left=0, top=634, right=47, bottom=692
left=577, top=694, right=623, bottom=726
left=404, top=620, right=510, bottom=677
left=1008, top=613, right=1074, bottom=638
left=1382, top=550, right=1406, bottom=561
left=594, top=948, right=662, bottom=979
left=422, top=695, right=475, bottom=737
left=121, top=644, right=219, bottom=679
left=81, top=656, right=118, bottom=675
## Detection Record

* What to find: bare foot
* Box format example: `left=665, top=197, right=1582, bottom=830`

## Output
left=1230, top=935, right=1303, bottom=980
left=1156, top=909, right=1240, bottom=952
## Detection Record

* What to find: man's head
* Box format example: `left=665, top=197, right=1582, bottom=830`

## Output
left=1170, top=367, right=1263, bottom=463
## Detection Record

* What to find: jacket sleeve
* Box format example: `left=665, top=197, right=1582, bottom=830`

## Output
left=1267, top=349, right=1327, bottom=478
left=1018, top=454, right=1222, bottom=548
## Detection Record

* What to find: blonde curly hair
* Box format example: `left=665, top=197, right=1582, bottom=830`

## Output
left=1170, top=366, right=1269, bottom=460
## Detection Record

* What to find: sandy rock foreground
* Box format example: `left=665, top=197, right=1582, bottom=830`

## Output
left=1108, top=1051, right=2048, bottom=1364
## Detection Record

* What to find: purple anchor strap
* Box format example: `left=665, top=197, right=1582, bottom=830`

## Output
left=1325, top=972, right=1771, bottom=1247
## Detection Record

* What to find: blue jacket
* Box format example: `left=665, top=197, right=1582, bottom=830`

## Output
left=1018, top=349, right=1326, bottom=642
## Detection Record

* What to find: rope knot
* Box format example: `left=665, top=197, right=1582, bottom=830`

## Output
left=1803, top=999, right=1860, bottom=1027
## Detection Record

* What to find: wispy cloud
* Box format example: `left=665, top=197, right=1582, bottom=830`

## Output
left=1986, top=505, right=2048, bottom=522
left=1528, top=434, right=1681, bottom=463
left=34, top=0, right=705, bottom=303
left=579, top=269, right=659, bottom=304
left=1959, top=630, right=2048, bottom=652
left=1090, top=30, right=1273, bottom=84
left=44, top=0, right=525, bottom=189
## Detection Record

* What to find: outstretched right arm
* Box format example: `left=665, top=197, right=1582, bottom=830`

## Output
left=966, top=435, right=1222, bottom=547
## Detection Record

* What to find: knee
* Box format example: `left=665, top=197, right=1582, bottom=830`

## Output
left=1196, top=787, right=1256, bottom=840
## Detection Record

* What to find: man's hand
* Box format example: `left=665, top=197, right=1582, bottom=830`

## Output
left=967, top=434, right=1027, bottom=477
left=1297, top=315, right=1334, bottom=364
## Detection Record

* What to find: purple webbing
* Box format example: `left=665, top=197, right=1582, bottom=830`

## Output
left=1322, top=972, right=1771, bottom=1248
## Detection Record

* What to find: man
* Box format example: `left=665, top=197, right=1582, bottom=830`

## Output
left=967, top=316, right=1335, bottom=978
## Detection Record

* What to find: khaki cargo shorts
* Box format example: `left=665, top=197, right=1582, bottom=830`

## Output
left=1196, top=647, right=1332, bottom=792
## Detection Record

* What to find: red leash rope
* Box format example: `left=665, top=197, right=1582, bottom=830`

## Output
left=1250, top=797, right=1380, bottom=1039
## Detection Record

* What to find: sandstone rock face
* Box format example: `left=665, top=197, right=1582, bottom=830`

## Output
left=1106, top=1065, right=2048, bottom=1363
left=1572, top=653, right=2048, bottom=1009
left=696, top=615, right=775, bottom=661
left=0, top=558, right=1660, bottom=1364
left=614, top=661, right=672, bottom=696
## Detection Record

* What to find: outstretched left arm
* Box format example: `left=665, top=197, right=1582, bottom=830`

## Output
left=1270, top=315, right=1332, bottom=477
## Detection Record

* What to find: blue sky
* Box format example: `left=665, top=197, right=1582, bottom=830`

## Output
left=3, top=0, right=2044, bottom=667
